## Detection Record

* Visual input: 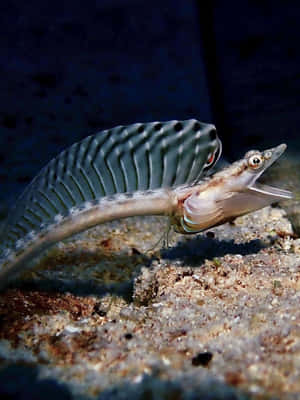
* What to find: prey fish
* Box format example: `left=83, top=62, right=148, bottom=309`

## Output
left=0, top=119, right=221, bottom=289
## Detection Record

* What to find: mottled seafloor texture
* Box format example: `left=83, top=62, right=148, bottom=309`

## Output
left=0, top=203, right=299, bottom=400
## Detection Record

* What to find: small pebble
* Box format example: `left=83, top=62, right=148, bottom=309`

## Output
left=191, top=352, right=213, bottom=367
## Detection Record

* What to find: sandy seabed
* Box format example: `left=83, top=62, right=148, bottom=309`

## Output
left=0, top=206, right=299, bottom=399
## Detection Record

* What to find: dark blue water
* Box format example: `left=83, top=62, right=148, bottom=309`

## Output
left=0, top=0, right=299, bottom=210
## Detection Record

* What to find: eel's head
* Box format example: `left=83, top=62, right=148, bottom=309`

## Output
left=219, top=143, right=293, bottom=214
left=177, top=144, right=293, bottom=233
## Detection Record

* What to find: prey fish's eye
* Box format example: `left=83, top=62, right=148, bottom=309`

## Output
left=207, top=153, right=215, bottom=165
left=203, top=140, right=222, bottom=172
left=203, top=151, right=217, bottom=171
left=248, top=154, right=263, bottom=169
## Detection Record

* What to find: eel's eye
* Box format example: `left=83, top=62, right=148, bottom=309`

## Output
left=248, top=154, right=263, bottom=169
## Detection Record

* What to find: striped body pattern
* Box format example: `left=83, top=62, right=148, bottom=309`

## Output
left=0, top=119, right=221, bottom=288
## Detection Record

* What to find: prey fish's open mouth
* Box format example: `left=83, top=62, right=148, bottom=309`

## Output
left=246, top=143, right=293, bottom=201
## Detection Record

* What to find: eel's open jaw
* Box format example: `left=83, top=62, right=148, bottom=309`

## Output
left=249, top=183, right=293, bottom=200
left=247, top=143, right=293, bottom=201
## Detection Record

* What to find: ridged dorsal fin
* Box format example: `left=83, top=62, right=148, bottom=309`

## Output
left=1, top=119, right=220, bottom=252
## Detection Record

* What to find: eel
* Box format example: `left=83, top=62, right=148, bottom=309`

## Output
left=171, top=144, right=292, bottom=233
left=0, top=119, right=221, bottom=289
left=0, top=120, right=293, bottom=290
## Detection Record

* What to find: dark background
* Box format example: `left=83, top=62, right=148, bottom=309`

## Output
left=0, top=0, right=299, bottom=207
left=0, top=2, right=299, bottom=397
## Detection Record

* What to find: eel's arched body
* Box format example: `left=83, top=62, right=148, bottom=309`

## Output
left=0, top=118, right=292, bottom=291
left=0, top=119, right=221, bottom=289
